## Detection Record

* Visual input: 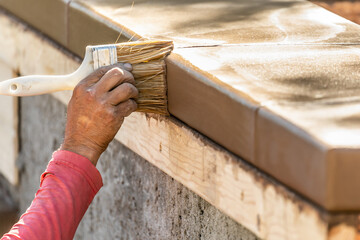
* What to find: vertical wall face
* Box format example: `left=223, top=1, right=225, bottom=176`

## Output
left=17, top=94, right=258, bottom=240
left=0, top=60, right=18, bottom=185
left=0, top=60, right=18, bottom=236
left=311, top=0, right=360, bottom=24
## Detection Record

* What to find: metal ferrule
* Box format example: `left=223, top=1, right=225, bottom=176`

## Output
left=91, top=45, right=118, bottom=70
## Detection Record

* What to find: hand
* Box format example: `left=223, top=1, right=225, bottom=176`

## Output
left=60, top=64, right=138, bottom=166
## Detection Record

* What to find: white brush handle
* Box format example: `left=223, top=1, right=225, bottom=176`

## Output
left=0, top=45, right=117, bottom=96
left=0, top=74, right=83, bottom=96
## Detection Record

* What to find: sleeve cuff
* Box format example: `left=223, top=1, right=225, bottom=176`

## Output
left=42, top=150, right=103, bottom=193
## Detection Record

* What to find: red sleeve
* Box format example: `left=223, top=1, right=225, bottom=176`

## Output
left=1, top=150, right=103, bottom=240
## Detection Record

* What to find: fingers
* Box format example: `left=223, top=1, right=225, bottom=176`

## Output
left=107, top=83, right=138, bottom=106
left=78, top=63, right=132, bottom=86
left=116, top=99, right=137, bottom=117
left=95, top=67, right=135, bottom=93
left=74, top=63, right=138, bottom=115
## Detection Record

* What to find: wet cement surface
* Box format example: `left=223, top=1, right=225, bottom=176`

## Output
left=70, top=0, right=360, bottom=147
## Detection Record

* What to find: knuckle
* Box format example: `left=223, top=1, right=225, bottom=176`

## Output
left=105, top=107, right=116, bottom=116
left=85, top=87, right=97, bottom=98
left=99, top=97, right=108, bottom=106
left=103, top=108, right=118, bottom=122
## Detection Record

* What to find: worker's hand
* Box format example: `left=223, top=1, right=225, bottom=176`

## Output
left=60, top=64, right=138, bottom=166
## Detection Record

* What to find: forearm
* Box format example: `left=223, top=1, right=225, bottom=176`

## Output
left=1, top=150, right=103, bottom=240
left=1, top=65, right=136, bottom=240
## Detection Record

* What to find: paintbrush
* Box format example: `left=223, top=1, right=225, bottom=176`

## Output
left=0, top=40, right=173, bottom=115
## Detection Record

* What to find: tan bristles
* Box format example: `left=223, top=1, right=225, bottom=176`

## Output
left=115, top=40, right=173, bottom=115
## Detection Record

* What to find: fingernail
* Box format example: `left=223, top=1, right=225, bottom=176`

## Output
left=124, top=63, right=132, bottom=71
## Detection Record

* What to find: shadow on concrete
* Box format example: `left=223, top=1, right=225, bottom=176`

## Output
left=0, top=174, right=18, bottom=236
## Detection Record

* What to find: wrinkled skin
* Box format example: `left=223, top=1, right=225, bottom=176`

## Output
left=60, top=64, right=138, bottom=166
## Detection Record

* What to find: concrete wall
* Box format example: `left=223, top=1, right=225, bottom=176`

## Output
left=17, top=94, right=258, bottom=240
left=0, top=173, right=18, bottom=236
left=0, top=60, right=19, bottom=236
left=0, top=60, right=18, bottom=186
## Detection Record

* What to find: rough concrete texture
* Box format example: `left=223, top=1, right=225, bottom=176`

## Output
left=17, top=94, right=258, bottom=240
left=0, top=174, right=18, bottom=236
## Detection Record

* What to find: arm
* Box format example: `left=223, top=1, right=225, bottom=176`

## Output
left=1, top=150, right=102, bottom=240
left=1, top=63, right=138, bottom=240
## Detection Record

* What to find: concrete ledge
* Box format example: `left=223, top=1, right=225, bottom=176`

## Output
left=2, top=11, right=360, bottom=240
left=2, top=0, right=360, bottom=210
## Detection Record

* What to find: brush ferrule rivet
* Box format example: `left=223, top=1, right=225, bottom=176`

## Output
left=92, top=45, right=118, bottom=70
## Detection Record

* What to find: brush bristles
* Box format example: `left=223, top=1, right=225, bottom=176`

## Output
left=116, top=40, right=173, bottom=115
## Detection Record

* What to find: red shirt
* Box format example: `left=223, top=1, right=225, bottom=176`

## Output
left=1, top=150, right=103, bottom=240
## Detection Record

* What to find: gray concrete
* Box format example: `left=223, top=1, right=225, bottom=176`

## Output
left=17, top=94, right=258, bottom=240
left=0, top=174, right=18, bottom=236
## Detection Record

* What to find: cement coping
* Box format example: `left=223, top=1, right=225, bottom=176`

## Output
left=2, top=0, right=360, bottom=210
